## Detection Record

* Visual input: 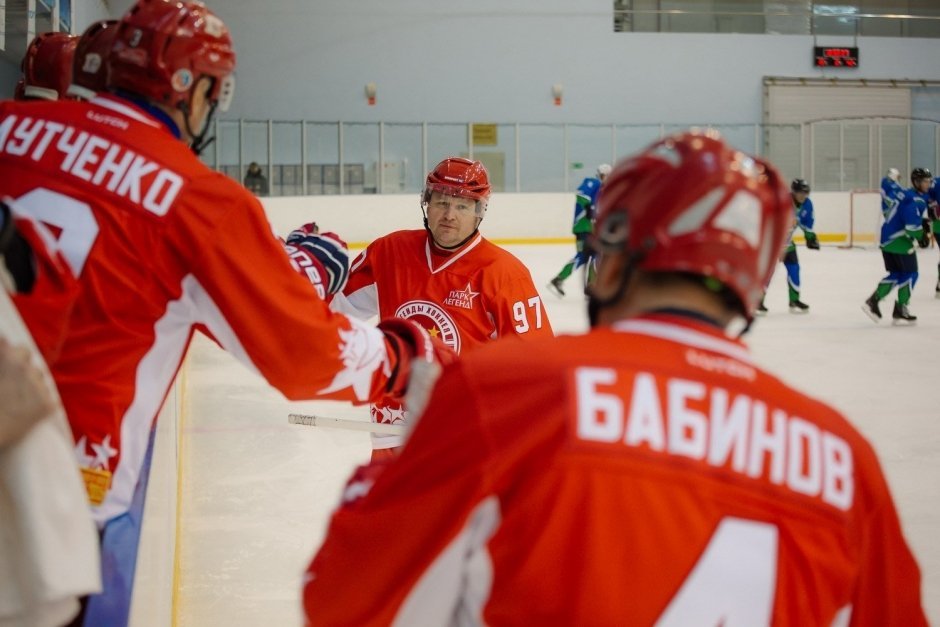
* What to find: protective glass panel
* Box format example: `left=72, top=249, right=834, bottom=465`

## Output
left=382, top=124, right=422, bottom=194
left=615, top=125, right=663, bottom=161
left=216, top=121, right=241, bottom=184
left=305, top=123, right=339, bottom=195
left=519, top=125, right=564, bottom=192
left=568, top=125, right=614, bottom=189
left=272, top=122, right=302, bottom=197
left=427, top=124, right=468, bottom=171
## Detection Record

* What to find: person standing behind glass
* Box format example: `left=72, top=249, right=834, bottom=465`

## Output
left=244, top=161, right=269, bottom=196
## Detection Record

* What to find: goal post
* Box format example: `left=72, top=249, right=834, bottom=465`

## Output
left=840, top=189, right=882, bottom=249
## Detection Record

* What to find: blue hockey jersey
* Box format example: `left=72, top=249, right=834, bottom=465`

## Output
left=571, top=176, right=602, bottom=234
left=785, top=196, right=816, bottom=252
left=881, top=176, right=905, bottom=217
left=881, top=188, right=927, bottom=254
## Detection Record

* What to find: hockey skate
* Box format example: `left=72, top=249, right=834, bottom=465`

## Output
left=788, top=300, right=809, bottom=314
left=892, top=302, right=917, bottom=325
left=861, top=294, right=881, bottom=323
left=755, top=300, right=768, bottom=316
left=547, top=277, right=565, bottom=297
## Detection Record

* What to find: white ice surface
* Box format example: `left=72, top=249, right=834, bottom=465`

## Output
left=178, top=244, right=940, bottom=625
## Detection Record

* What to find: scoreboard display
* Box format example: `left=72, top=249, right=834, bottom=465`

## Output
left=814, top=46, right=859, bottom=68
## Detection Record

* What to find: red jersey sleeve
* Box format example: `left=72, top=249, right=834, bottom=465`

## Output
left=332, top=244, right=379, bottom=319
left=170, top=178, right=395, bottom=403
left=304, top=361, right=493, bottom=626
left=849, top=446, right=927, bottom=626
left=484, top=262, right=553, bottom=341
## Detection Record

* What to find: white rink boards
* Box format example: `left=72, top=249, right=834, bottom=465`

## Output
left=174, top=244, right=940, bottom=626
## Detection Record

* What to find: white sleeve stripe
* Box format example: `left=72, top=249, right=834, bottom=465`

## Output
left=392, top=496, right=500, bottom=627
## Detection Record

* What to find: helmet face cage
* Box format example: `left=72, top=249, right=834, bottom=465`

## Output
left=107, top=0, right=236, bottom=111
left=887, top=167, right=901, bottom=183
left=592, top=131, right=792, bottom=320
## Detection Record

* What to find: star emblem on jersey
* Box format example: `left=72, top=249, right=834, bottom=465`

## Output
left=73, top=436, right=95, bottom=467
left=443, top=282, right=479, bottom=310
left=90, top=434, right=119, bottom=470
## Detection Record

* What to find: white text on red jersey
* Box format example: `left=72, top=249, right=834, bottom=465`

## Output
left=0, top=114, right=183, bottom=216
left=574, top=367, right=854, bottom=511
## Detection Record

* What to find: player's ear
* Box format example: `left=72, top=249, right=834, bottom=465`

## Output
left=591, top=249, right=627, bottom=301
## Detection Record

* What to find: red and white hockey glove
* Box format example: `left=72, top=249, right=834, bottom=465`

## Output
left=378, top=318, right=457, bottom=416
left=283, top=223, right=349, bottom=302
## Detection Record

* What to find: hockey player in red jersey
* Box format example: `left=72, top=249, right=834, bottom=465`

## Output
left=14, top=31, right=79, bottom=101
left=330, top=157, right=553, bottom=456
left=67, top=19, right=119, bottom=101
left=305, top=132, right=927, bottom=626
left=0, top=1, right=449, bottom=624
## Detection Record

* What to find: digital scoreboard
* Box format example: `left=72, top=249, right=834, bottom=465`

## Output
left=814, top=46, right=859, bottom=68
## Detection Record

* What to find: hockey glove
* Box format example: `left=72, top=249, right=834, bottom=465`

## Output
left=283, top=227, right=350, bottom=300
left=378, top=318, right=457, bottom=416
left=805, top=232, right=820, bottom=250
left=928, top=200, right=939, bottom=222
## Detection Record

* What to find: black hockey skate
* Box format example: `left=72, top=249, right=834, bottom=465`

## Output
left=788, top=300, right=809, bottom=314
left=861, top=294, right=881, bottom=323
left=892, top=302, right=917, bottom=325
left=755, top=300, right=768, bottom=316
left=547, top=277, right=565, bottom=297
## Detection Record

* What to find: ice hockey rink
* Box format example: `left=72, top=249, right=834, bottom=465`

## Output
left=173, top=243, right=940, bottom=626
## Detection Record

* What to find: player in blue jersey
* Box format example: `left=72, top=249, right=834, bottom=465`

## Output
left=547, top=164, right=610, bottom=297
left=756, top=178, right=819, bottom=314
left=881, top=167, right=905, bottom=217
left=863, top=168, right=933, bottom=324
left=927, top=176, right=940, bottom=297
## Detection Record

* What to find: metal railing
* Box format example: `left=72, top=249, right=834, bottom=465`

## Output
left=203, top=118, right=940, bottom=197
left=612, top=3, right=940, bottom=37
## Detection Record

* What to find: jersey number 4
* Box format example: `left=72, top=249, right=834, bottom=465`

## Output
left=657, top=517, right=778, bottom=626
left=10, top=188, right=99, bottom=276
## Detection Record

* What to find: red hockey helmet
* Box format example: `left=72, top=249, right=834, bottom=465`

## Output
left=107, top=0, right=236, bottom=111
left=19, top=32, right=78, bottom=101
left=593, top=130, right=791, bottom=319
left=68, top=19, right=119, bottom=100
left=422, top=157, right=491, bottom=216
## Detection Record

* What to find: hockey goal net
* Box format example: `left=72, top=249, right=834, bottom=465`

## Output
left=840, top=189, right=883, bottom=249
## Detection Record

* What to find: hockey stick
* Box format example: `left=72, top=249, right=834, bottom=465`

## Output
left=287, top=413, right=405, bottom=435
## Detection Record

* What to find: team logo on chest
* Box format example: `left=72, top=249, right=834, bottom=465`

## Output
left=442, top=282, right=479, bottom=310
left=395, top=300, right=461, bottom=353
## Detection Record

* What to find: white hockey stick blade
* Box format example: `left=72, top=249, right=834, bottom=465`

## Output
left=287, top=413, right=405, bottom=436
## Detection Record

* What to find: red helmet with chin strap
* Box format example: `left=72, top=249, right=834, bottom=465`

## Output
left=68, top=19, right=119, bottom=100
left=18, top=32, right=78, bottom=101
left=107, top=0, right=236, bottom=112
left=422, top=157, right=491, bottom=216
left=592, top=131, right=791, bottom=320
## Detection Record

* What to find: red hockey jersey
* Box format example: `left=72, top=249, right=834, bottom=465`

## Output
left=332, top=229, right=553, bottom=447
left=305, top=314, right=926, bottom=626
left=7, top=210, right=78, bottom=365
left=0, top=96, right=401, bottom=524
